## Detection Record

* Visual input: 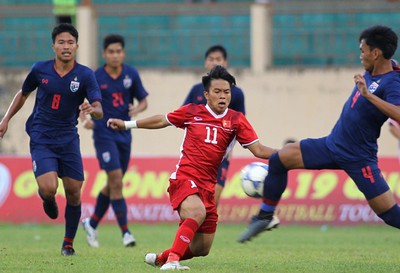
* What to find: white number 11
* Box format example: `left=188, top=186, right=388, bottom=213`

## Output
left=205, top=126, right=218, bottom=144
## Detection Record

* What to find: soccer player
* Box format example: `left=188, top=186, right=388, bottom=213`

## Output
left=107, top=65, right=277, bottom=270
left=80, top=34, right=149, bottom=248
left=182, top=45, right=245, bottom=205
left=388, top=118, right=400, bottom=163
left=238, top=25, right=400, bottom=243
left=0, top=23, right=103, bottom=256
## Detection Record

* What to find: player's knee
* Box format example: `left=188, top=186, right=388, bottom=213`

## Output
left=378, top=204, right=400, bottom=229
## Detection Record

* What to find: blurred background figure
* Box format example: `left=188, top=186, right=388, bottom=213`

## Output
left=388, top=118, right=400, bottom=164
left=52, top=0, right=77, bottom=25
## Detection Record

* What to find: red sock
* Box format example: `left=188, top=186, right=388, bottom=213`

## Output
left=158, top=249, right=171, bottom=265
left=167, top=218, right=199, bottom=261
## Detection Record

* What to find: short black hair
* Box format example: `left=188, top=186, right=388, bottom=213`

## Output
left=204, top=45, right=228, bottom=60
left=103, top=34, right=125, bottom=50
left=202, top=65, right=236, bottom=91
left=359, top=25, right=398, bottom=59
left=52, top=23, right=78, bottom=43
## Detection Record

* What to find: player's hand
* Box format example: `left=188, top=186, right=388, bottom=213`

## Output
left=107, top=118, right=125, bottom=130
left=0, top=120, right=8, bottom=140
left=79, top=102, right=94, bottom=115
left=129, top=103, right=138, bottom=117
left=354, top=74, right=369, bottom=97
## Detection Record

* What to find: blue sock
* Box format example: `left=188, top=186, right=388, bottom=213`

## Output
left=378, top=204, right=400, bottom=229
left=63, top=203, right=81, bottom=248
left=111, top=198, right=130, bottom=235
left=260, top=153, right=288, bottom=215
left=90, top=192, right=110, bottom=229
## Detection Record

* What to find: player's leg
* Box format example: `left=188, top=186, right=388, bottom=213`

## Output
left=344, top=161, right=400, bottom=229
left=238, top=137, right=339, bottom=243
left=31, top=143, right=60, bottom=219
left=215, top=156, right=230, bottom=205
left=109, top=141, right=135, bottom=247
left=59, top=138, right=84, bottom=256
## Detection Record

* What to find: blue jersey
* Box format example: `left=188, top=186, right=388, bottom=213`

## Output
left=22, top=60, right=102, bottom=144
left=93, top=64, right=148, bottom=142
left=183, top=83, right=246, bottom=115
left=327, top=70, right=400, bottom=161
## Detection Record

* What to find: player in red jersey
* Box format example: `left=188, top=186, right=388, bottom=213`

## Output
left=107, top=65, right=277, bottom=270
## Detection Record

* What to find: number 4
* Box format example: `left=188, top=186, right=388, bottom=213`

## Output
left=361, top=166, right=375, bottom=183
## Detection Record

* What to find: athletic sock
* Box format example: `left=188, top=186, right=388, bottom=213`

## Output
left=110, top=198, right=130, bottom=235
left=63, top=203, right=81, bottom=248
left=378, top=204, right=400, bottom=229
left=167, top=218, right=199, bottom=261
left=90, top=192, right=110, bottom=229
left=259, top=152, right=288, bottom=217
left=158, top=249, right=171, bottom=265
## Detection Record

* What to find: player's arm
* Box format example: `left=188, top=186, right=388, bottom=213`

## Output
left=246, top=141, right=278, bottom=159
left=0, top=90, right=30, bottom=138
left=389, top=122, right=400, bottom=140
left=355, top=73, right=400, bottom=121
left=80, top=101, right=103, bottom=120
left=129, top=97, right=148, bottom=118
left=107, top=114, right=170, bottom=131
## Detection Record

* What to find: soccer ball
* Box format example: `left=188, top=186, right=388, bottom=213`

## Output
left=240, top=162, right=268, bottom=198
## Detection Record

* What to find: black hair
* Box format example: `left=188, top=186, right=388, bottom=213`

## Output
left=204, top=45, right=228, bottom=60
left=52, top=23, right=78, bottom=43
left=359, top=25, right=398, bottom=59
left=202, top=65, right=236, bottom=91
left=103, top=34, right=125, bottom=50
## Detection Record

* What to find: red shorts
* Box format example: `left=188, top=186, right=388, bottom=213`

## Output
left=168, top=178, right=218, bottom=234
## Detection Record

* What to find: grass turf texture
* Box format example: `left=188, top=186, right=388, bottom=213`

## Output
left=1, top=223, right=399, bottom=273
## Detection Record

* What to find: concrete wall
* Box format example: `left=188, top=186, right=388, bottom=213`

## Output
left=0, top=68, right=397, bottom=159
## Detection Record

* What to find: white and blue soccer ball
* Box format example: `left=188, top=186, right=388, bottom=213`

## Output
left=240, top=162, right=268, bottom=198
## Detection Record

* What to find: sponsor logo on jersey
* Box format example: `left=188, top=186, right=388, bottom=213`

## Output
left=368, top=82, right=379, bottom=93
left=41, top=78, right=48, bottom=84
left=100, top=84, right=108, bottom=90
left=123, top=76, right=132, bottom=89
left=102, top=152, right=111, bottom=163
left=194, top=116, right=202, bottom=121
left=70, top=80, right=80, bottom=92
left=222, top=120, right=231, bottom=129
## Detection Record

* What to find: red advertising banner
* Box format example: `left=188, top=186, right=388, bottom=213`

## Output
left=0, top=156, right=399, bottom=225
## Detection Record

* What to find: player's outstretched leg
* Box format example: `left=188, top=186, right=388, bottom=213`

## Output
left=160, top=261, right=190, bottom=271
left=110, top=198, right=136, bottom=247
left=238, top=215, right=280, bottom=243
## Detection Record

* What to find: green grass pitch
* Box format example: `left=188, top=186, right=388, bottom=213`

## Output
left=1, top=222, right=399, bottom=273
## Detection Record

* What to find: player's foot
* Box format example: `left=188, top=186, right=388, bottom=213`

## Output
left=145, top=253, right=163, bottom=267
left=42, top=199, right=58, bottom=219
left=123, top=232, right=136, bottom=247
left=61, top=245, right=76, bottom=256
left=82, top=217, right=99, bottom=248
left=160, top=261, right=190, bottom=271
left=238, top=215, right=280, bottom=243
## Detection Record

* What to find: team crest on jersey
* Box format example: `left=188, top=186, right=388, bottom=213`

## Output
left=70, top=77, right=80, bottom=92
left=102, top=152, right=111, bottom=163
left=123, top=76, right=132, bottom=89
left=368, top=82, right=379, bottom=93
left=222, top=120, right=231, bottom=129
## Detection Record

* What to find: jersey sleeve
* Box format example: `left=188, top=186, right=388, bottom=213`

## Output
left=85, top=70, right=102, bottom=103
left=385, top=77, right=400, bottom=106
left=235, top=113, right=259, bottom=147
left=21, top=63, right=39, bottom=94
left=232, top=86, right=246, bottom=115
left=131, top=68, right=149, bottom=101
left=166, top=104, right=191, bottom=128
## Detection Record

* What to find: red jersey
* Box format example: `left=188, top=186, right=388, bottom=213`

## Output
left=166, top=103, right=259, bottom=193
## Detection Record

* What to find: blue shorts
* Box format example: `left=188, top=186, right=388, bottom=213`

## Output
left=216, top=157, right=230, bottom=187
left=30, top=137, right=84, bottom=181
left=301, top=137, right=389, bottom=200
left=94, top=139, right=131, bottom=174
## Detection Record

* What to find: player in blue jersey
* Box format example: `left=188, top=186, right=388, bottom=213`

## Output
left=0, top=23, right=103, bottom=255
left=239, top=25, right=400, bottom=243
left=79, top=34, right=149, bottom=248
left=183, top=45, right=245, bottom=205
